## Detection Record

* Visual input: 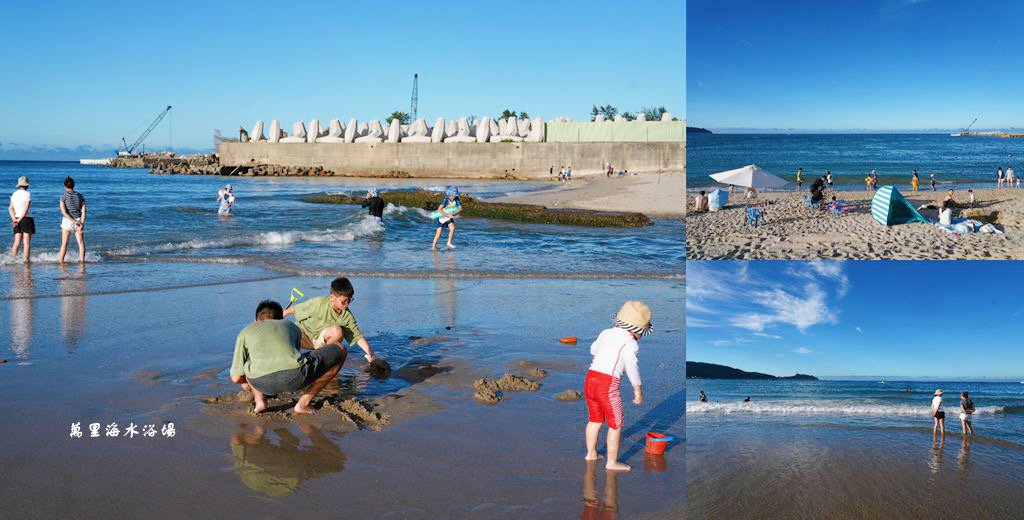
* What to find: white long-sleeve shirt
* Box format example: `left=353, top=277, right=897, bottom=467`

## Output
left=588, top=327, right=641, bottom=386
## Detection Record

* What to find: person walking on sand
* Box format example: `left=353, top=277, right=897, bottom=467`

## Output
left=230, top=300, right=346, bottom=415
left=932, top=389, right=946, bottom=437
left=217, top=184, right=235, bottom=215
left=826, top=170, right=833, bottom=191
left=929, top=173, right=937, bottom=191
left=997, top=166, right=1004, bottom=188
left=361, top=188, right=385, bottom=219
left=583, top=301, right=653, bottom=472
left=566, top=165, right=573, bottom=184
left=9, top=176, right=34, bottom=262
left=912, top=170, right=920, bottom=193
left=550, top=165, right=554, bottom=179
left=796, top=168, right=804, bottom=194
left=58, top=176, right=86, bottom=264
left=959, top=391, right=976, bottom=435
left=864, top=173, right=873, bottom=191
left=431, top=187, right=463, bottom=250
left=283, top=277, right=377, bottom=365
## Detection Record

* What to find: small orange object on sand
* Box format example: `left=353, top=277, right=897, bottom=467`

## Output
left=559, top=337, right=578, bottom=344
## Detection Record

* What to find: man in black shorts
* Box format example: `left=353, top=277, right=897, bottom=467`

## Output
left=361, top=188, right=385, bottom=219
left=230, top=300, right=346, bottom=414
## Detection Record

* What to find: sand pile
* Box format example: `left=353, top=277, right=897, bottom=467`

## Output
left=554, top=390, right=583, bottom=401
left=472, top=374, right=541, bottom=404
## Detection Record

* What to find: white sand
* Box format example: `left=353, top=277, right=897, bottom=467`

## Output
left=491, top=171, right=685, bottom=219
left=685, top=188, right=1024, bottom=259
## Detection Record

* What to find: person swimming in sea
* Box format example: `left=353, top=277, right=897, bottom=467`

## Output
left=743, top=396, right=751, bottom=402
left=361, top=188, right=385, bottom=219
left=698, top=390, right=708, bottom=403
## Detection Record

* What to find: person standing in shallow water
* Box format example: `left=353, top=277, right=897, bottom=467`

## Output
left=431, top=187, right=462, bottom=250
left=960, top=391, right=975, bottom=435
left=9, top=176, right=34, bottom=262
left=932, top=389, right=946, bottom=437
left=58, top=176, right=86, bottom=264
left=584, top=301, right=652, bottom=472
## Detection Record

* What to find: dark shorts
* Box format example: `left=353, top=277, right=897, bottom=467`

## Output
left=436, top=218, right=455, bottom=229
left=13, top=216, right=35, bottom=235
left=934, top=411, right=945, bottom=419
left=248, top=345, right=345, bottom=395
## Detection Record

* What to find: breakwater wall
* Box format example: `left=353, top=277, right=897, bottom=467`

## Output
left=216, top=141, right=684, bottom=179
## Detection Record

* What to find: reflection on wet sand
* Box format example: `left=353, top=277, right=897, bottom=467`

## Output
left=432, top=251, right=457, bottom=329
left=59, top=264, right=87, bottom=352
left=929, top=436, right=945, bottom=478
left=8, top=265, right=34, bottom=360
left=958, top=436, right=973, bottom=475
left=582, top=459, right=620, bottom=520
left=230, top=423, right=346, bottom=497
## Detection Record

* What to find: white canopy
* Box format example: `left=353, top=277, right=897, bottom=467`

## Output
left=709, top=164, right=788, bottom=189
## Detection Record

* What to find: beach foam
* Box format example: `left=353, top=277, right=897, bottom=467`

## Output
left=688, top=400, right=1006, bottom=416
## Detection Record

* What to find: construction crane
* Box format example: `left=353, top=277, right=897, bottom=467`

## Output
left=121, top=105, right=172, bottom=155
left=409, top=74, right=418, bottom=120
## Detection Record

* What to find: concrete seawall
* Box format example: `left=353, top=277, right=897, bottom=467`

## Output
left=217, top=141, right=684, bottom=179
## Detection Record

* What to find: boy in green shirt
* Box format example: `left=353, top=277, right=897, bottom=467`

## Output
left=230, top=300, right=346, bottom=414
left=284, top=277, right=377, bottom=363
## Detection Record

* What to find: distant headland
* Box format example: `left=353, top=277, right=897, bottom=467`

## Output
left=687, top=361, right=818, bottom=380
left=686, top=127, right=712, bottom=134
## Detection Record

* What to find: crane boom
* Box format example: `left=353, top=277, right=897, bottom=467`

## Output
left=123, top=106, right=172, bottom=154
left=964, top=117, right=978, bottom=132
left=410, top=74, right=418, bottom=120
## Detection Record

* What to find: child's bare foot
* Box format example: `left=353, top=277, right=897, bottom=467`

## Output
left=605, top=462, right=631, bottom=471
left=584, top=453, right=605, bottom=461
left=252, top=398, right=268, bottom=414
left=447, top=244, right=456, bottom=249
left=292, top=403, right=315, bottom=415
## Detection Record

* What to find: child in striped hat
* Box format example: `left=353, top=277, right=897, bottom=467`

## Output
left=583, top=300, right=653, bottom=471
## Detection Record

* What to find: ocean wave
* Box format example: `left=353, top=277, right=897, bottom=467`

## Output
left=688, top=401, right=1007, bottom=416
left=0, top=250, right=103, bottom=265
left=106, top=217, right=385, bottom=256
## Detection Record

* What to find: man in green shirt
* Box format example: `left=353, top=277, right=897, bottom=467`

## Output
left=283, top=277, right=377, bottom=363
left=230, top=300, right=346, bottom=414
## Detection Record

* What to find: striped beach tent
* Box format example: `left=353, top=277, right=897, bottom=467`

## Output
left=870, top=185, right=927, bottom=226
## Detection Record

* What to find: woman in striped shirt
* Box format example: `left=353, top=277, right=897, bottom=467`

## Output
left=58, top=176, right=86, bottom=264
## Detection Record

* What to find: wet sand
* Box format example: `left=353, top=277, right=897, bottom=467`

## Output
left=492, top=171, right=685, bottom=219
left=687, top=421, right=1024, bottom=518
left=685, top=188, right=1024, bottom=259
left=0, top=275, right=683, bottom=518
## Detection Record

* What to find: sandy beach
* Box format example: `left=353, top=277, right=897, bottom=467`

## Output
left=0, top=273, right=684, bottom=518
left=493, top=171, right=685, bottom=219
left=685, top=188, right=1024, bottom=259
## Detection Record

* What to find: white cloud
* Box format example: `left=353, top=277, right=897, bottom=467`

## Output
left=754, top=332, right=783, bottom=340
left=710, top=340, right=732, bottom=347
left=793, top=347, right=814, bottom=354
left=855, top=326, right=863, bottom=333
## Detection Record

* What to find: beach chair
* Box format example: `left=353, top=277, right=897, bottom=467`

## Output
left=745, top=207, right=765, bottom=228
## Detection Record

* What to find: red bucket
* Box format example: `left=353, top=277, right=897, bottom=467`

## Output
left=644, top=432, right=673, bottom=455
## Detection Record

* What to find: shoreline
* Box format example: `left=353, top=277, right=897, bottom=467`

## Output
left=685, top=187, right=1024, bottom=259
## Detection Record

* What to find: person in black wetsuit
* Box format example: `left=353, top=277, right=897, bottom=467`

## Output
left=361, top=188, right=385, bottom=218
left=810, top=175, right=826, bottom=207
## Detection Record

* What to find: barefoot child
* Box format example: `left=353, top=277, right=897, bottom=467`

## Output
left=230, top=300, right=346, bottom=414
left=431, top=187, right=463, bottom=250
left=283, top=277, right=377, bottom=363
left=583, top=301, right=653, bottom=471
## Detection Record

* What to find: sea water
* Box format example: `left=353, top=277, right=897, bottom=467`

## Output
left=0, top=161, right=683, bottom=298
left=687, top=379, right=1024, bottom=445
left=687, top=133, right=1024, bottom=191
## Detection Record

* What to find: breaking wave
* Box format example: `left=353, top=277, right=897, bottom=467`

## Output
left=688, top=401, right=1008, bottom=416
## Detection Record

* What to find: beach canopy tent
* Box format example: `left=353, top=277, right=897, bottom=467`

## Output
left=708, top=188, right=728, bottom=211
left=709, top=164, right=788, bottom=189
left=871, top=185, right=928, bottom=226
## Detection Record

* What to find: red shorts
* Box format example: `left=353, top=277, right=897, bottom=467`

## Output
left=584, top=370, right=623, bottom=430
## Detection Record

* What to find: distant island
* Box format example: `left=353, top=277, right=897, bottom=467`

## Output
left=687, top=361, right=818, bottom=381
left=686, top=127, right=713, bottom=134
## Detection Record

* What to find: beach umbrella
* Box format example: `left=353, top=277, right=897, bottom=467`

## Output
left=709, top=164, right=788, bottom=189
left=870, top=185, right=928, bottom=226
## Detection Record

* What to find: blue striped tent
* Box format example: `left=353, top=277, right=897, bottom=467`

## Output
left=870, top=185, right=927, bottom=226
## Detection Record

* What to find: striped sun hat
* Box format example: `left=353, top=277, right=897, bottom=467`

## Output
left=613, top=301, right=653, bottom=336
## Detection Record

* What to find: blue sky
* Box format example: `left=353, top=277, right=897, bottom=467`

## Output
left=687, top=261, right=1024, bottom=380
left=688, top=0, right=1024, bottom=132
left=0, top=1, right=684, bottom=159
